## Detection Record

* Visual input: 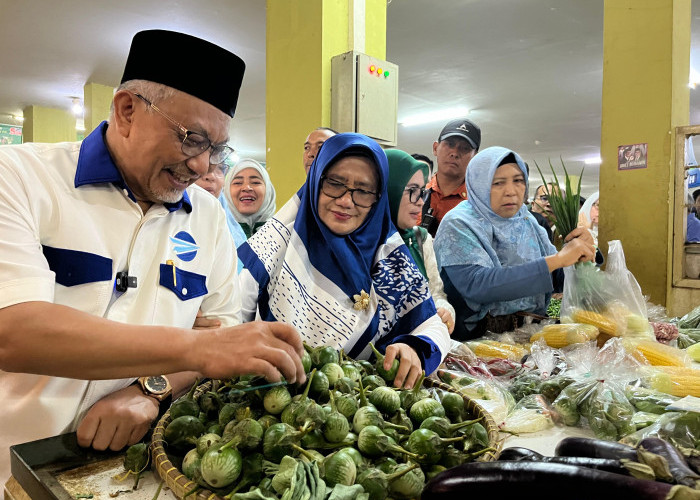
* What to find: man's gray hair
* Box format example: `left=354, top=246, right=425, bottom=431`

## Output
left=109, top=80, right=177, bottom=119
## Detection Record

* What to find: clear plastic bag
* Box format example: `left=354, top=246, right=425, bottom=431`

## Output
left=502, top=394, right=555, bottom=434
left=619, top=411, right=700, bottom=450
left=437, top=345, right=518, bottom=426
left=560, top=240, right=654, bottom=340
left=550, top=338, right=644, bottom=441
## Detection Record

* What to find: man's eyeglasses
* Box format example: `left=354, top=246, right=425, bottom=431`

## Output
left=133, top=93, right=234, bottom=165
left=404, top=187, right=426, bottom=204
left=320, top=175, right=379, bottom=208
left=212, top=163, right=230, bottom=178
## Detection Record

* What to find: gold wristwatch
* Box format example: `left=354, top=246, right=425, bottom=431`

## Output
left=137, top=375, right=172, bottom=402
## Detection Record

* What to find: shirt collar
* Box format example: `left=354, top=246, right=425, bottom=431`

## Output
left=427, top=175, right=467, bottom=198
left=75, top=121, right=192, bottom=213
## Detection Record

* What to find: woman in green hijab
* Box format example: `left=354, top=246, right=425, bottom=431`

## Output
left=386, top=149, right=456, bottom=334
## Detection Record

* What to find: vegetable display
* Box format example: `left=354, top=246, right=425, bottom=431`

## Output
left=152, top=343, right=496, bottom=500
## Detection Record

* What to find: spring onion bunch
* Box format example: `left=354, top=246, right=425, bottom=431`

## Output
left=534, top=158, right=584, bottom=239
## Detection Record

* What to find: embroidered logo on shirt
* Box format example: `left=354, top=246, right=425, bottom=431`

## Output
left=170, top=231, right=199, bottom=262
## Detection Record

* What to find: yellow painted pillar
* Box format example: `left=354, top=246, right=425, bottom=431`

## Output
left=266, top=0, right=387, bottom=204
left=22, top=105, right=75, bottom=143
left=599, top=0, right=690, bottom=306
left=84, top=82, right=113, bottom=134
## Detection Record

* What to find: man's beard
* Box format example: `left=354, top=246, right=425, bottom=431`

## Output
left=148, top=163, right=196, bottom=204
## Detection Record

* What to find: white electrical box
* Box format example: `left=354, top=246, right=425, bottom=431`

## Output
left=331, top=51, right=399, bottom=146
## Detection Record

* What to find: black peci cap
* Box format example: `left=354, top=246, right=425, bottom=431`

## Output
left=120, top=30, right=246, bottom=117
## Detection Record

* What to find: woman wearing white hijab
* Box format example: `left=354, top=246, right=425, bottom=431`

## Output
left=223, top=159, right=277, bottom=238
left=578, top=191, right=600, bottom=241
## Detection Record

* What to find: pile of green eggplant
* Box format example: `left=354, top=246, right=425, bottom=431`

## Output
left=156, top=343, right=494, bottom=500
left=423, top=436, right=700, bottom=499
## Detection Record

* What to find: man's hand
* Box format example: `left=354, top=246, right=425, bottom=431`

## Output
left=437, top=307, right=455, bottom=334
left=384, top=343, right=422, bottom=390
left=193, top=309, right=221, bottom=330
left=76, top=384, right=158, bottom=451
left=195, top=321, right=306, bottom=385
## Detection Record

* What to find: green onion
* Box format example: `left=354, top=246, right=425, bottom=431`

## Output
left=534, top=158, right=584, bottom=240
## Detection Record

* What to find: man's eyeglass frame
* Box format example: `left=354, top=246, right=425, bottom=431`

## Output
left=133, top=92, right=234, bottom=166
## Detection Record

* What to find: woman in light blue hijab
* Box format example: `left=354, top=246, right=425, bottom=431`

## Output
left=433, top=146, right=596, bottom=339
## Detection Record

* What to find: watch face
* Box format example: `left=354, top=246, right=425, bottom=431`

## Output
left=145, top=376, right=168, bottom=394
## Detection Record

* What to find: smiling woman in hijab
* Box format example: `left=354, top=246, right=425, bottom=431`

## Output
left=238, top=133, right=451, bottom=388
left=223, top=158, right=276, bottom=239
left=433, top=146, right=596, bottom=340
left=386, top=149, right=456, bottom=334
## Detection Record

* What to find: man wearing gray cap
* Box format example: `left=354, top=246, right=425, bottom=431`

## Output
left=419, top=118, right=481, bottom=237
left=0, top=29, right=304, bottom=485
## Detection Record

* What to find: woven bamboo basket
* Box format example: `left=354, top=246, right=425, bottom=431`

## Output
left=152, top=377, right=503, bottom=499
left=151, top=380, right=215, bottom=500
left=423, top=377, right=503, bottom=462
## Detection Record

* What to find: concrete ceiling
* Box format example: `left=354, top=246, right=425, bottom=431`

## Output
left=0, top=0, right=699, bottom=197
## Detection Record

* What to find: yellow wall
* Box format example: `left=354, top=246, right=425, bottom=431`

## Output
left=266, top=0, right=387, bottom=204
left=84, top=82, right=113, bottom=134
left=22, top=105, right=75, bottom=143
left=599, top=0, right=690, bottom=307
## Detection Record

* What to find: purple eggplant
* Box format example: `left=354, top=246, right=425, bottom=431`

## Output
left=499, top=446, right=633, bottom=475
left=422, top=461, right=682, bottom=500
left=554, top=436, right=638, bottom=461
left=638, top=437, right=700, bottom=487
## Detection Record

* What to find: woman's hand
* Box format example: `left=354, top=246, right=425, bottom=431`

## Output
left=564, top=226, right=594, bottom=246
left=437, top=307, right=455, bottom=334
left=546, top=228, right=596, bottom=271
left=384, top=343, right=422, bottom=389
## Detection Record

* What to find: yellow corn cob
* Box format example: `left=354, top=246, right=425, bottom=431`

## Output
left=648, top=367, right=700, bottom=397
left=466, top=341, right=525, bottom=361
left=530, top=323, right=599, bottom=348
left=481, top=340, right=529, bottom=358
left=571, top=309, right=619, bottom=336
left=629, top=340, right=690, bottom=367
left=655, top=366, right=700, bottom=376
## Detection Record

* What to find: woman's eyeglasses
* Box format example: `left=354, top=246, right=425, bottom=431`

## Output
left=320, top=175, right=378, bottom=208
left=404, top=187, right=426, bottom=204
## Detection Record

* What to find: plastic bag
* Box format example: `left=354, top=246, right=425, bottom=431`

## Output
left=550, top=338, right=644, bottom=441
left=620, top=411, right=700, bottom=450
left=560, top=240, right=654, bottom=340
left=678, top=305, right=700, bottom=330
left=437, top=344, right=518, bottom=426
left=502, top=394, right=555, bottom=434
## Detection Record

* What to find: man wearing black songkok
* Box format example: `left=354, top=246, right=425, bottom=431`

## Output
left=0, top=30, right=305, bottom=481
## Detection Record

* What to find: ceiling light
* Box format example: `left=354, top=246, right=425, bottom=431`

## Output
left=400, top=107, right=469, bottom=127
left=584, top=156, right=602, bottom=165
left=71, top=98, right=83, bottom=117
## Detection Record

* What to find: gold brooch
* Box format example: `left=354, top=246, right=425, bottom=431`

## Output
left=353, top=289, right=370, bottom=311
